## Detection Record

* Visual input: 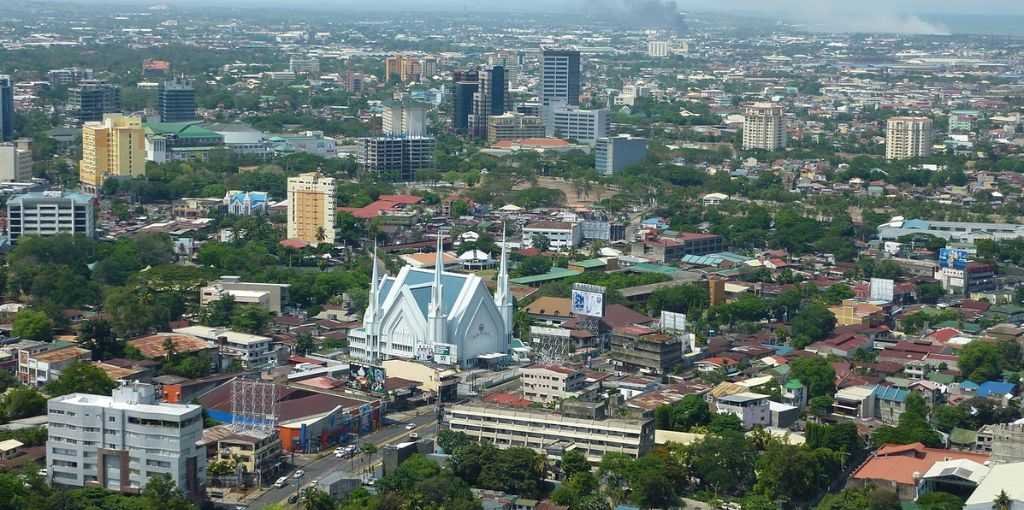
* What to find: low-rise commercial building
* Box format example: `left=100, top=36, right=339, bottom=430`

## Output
left=200, top=276, right=290, bottom=315
left=520, top=364, right=586, bottom=403
left=714, top=392, right=771, bottom=430
left=17, top=345, right=92, bottom=386
left=522, top=221, right=582, bottom=251
left=609, top=325, right=683, bottom=375
left=630, top=233, right=723, bottom=263
left=172, top=325, right=276, bottom=370
left=444, top=403, right=654, bottom=462
left=486, top=113, right=546, bottom=143
left=0, top=139, right=33, bottom=182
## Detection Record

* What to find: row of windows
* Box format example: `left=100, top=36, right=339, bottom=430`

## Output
left=447, top=414, right=641, bottom=439
left=449, top=423, right=640, bottom=449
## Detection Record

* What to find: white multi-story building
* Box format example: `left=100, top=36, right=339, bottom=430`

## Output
left=172, top=325, right=276, bottom=370
left=0, top=139, right=33, bottom=182
left=522, top=221, right=582, bottom=250
left=199, top=276, right=290, bottom=314
left=714, top=392, right=771, bottom=430
left=444, top=403, right=655, bottom=462
left=382, top=101, right=427, bottom=137
left=546, top=104, right=608, bottom=146
left=288, top=56, right=320, bottom=74
left=6, top=191, right=96, bottom=243
left=520, top=364, right=586, bottom=403
left=886, top=116, right=932, bottom=161
left=742, top=102, right=786, bottom=151
left=46, top=383, right=206, bottom=497
left=647, top=40, right=671, bottom=58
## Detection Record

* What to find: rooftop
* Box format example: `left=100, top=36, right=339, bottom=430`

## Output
left=52, top=392, right=200, bottom=417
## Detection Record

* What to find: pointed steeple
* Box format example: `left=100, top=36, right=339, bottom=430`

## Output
left=428, top=231, right=447, bottom=345
left=495, top=222, right=514, bottom=352
left=365, top=239, right=380, bottom=333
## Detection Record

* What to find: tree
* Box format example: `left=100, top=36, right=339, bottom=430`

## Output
left=516, top=255, right=552, bottom=277
left=708, top=413, right=744, bottom=434
left=142, top=473, right=195, bottom=510
left=12, top=310, right=53, bottom=342
left=230, top=304, right=271, bottom=334
left=809, top=395, right=834, bottom=418
left=916, top=282, right=945, bottom=304
left=77, top=319, right=122, bottom=360
left=1, top=387, right=46, bottom=421
left=817, top=487, right=900, bottom=510
left=657, top=394, right=711, bottom=432
left=755, top=444, right=841, bottom=505
left=790, top=302, right=836, bottom=348
left=560, top=449, right=590, bottom=480
left=532, top=233, right=551, bottom=253
left=551, top=472, right=600, bottom=507
left=200, top=294, right=236, bottom=327
left=295, top=333, right=315, bottom=355
left=916, top=491, right=963, bottom=510
left=959, top=340, right=1007, bottom=382
left=790, top=356, right=836, bottom=398
left=994, top=490, right=1012, bottom=510
left=646, top=284, right=708, bottom=316
left=45, top=362, right=117, bottom=397
left=932, top=404, right=969, bottom=433
left=436, top=430, right=472, bottom=454
left=103, top=286, right=158, bottom=338
left=872, top=393, right=942, bottom=447
left=686, top=432, right=757, bottom=496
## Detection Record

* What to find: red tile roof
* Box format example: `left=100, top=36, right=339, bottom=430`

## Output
left=852, top=443, right=989, bottom=486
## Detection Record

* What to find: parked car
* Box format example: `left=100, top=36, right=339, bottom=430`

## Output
left=274, top=476, right=288, bottom=488
left=293, top=469, right=305, bottom=479
left=405, top=423, right=416, bottom=430
left=409, top=432, right=419, bottom=440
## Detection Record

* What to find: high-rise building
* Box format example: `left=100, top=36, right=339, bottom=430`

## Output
left=47, top=67, right=94, bottom=86
left=0, top=75, right=14, bottom=142
left=486, top=113, right=546, bottom=143
left=79, top=113, right=146, bottom=192
left=647, top=40, right=671, bottom=57
left=158, top=77, right=197, bottom=123
left=0, top=138, right=33, bottom=182
left=356, top=136, right=435, bottom=182
left=382, top=101, right=427, bottom=137
left=287, top=172, right=336, bottom=246
left=385, top=55, right=428, bottom=83
left=595, top=134, right=648, bottom=175
left=742, top=102, right=786, bottom=151
left=547, top=104, right=608, bottom=145
left=6, top=190, right=95, bottom=243
left=469, top=66, right=509, bottom=139
left=886, top=116, right=933, bottom=161
left=68, top=80, right=121, bottom=125
left=541, top=48, right=581, bottom=107
left=452, top=80, right=479, bottom=134
left=46, top=382, right=205, bottom=497
left=289, top=56, right=320, bottom=74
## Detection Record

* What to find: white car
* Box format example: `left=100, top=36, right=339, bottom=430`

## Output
left=409, top=432, right=419, bottom=440
left=405, top=423, right=416, bottom=430
left=293, top=470, right=305, bottom=479
left=273, top=476, right=288, bottom=488
left=335, top=450, right=346, bottom=458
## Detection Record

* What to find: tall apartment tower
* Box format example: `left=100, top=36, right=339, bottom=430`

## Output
left=469, top=65, right=509, bottom=139
left=46, top=383, right=206, bottom=497
left=885, top=116, right=933, bottom=161
left=541, top=48, right=581, bottom=107
left=647, top=40, right=671, bottom=58
left=451, top=69, right=480, bottom=134
left=79, top=114, right=145, bottom=193
left=68, top=80, right=121, bottom=125
left=356, top=136, right=435, bottom=182
left=0, top=75, right=13, bottom=142
left=742, top=102, right=786, bottom=151
left=382, top=101, right=427, bottom=137
left=158, top=77, right=197, bottom=123
left=287, top=172, right=336, bottom=246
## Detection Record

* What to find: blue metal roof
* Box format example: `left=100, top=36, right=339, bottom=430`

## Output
left=902, top=219, right=930, bottom=230
left=873, top=386, right=909, bottom=402
left=402, top=269, right=468, bottom=315
left=960, top=381, right=980, bottom=391
left=977, top=381, right=1016, bottom=398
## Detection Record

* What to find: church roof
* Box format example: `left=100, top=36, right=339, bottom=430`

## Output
left=377, top=267, right=473, bottom=318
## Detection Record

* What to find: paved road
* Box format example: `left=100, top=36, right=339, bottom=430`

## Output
left=243, top=412, right=439, bottom=509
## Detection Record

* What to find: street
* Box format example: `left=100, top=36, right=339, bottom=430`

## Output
left=242, top=411, right=439, bottom=509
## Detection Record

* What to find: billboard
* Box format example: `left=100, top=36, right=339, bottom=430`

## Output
left=571, top=283, right=605, bottom=318
left=433, top=343, right=457, bottom=365
left=660, top=311, right=687, bottom=333
left=347, top=363, right=385, bottom=393
left=938, top=248, right=969, bottom=270
left=869, top=278, right=895, bottom=302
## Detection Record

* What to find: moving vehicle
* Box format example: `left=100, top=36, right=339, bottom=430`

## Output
left=293, top=469, right=305, bottom=479
left=409, top=432, right=419, bottom=440
left=273, top=476, right=288, bottom=488
left=405, top=423, right=416, bottom=430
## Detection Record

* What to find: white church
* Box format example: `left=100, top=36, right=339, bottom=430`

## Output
left=348, top=231, right=513, bottom=368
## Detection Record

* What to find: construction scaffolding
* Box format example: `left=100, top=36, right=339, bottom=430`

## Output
left=229, top=377, right=278, bottom=434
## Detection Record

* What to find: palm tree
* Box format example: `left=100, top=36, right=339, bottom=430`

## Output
left=994, top=490, right=1012, bottom=510
left=315, top=226, right=327, bottom=244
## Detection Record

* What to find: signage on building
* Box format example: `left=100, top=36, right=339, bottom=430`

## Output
left=347, top=363, right=385, bottom=393
left=938, top=248, right=969, bottom=270
left=869, top=278, right=895, bottom=302
left=571, top=283, right=605, bottom=318
left=433, top=343, right=457, bottom=365
left=660, top=311, right=687, bottom=333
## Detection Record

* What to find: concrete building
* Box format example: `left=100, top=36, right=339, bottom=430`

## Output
left=485, top=113, right=546, bottom=143
left=46, top=383, right=206, bottom=497
left=877, top=218, right=1024, bottom=243
left=356, top=136, right=435, bottom=182
left=647, top=40, right=671, bottom=57
left=886, top=116, right=933, bottom=160
left=144, top=121, right=224, bottom=163
left=547, top=104, right=608, bottom=145
left=541, top=48, right=581, bottom=107
left=452, top=80, right=479, bottom=134
left=68, top=80, right=121, bottom=125
left=199, top=276, right=290, bottom=315
left=380, top=359, right=459, bottom=402
left=6, top=191, right=95, bottom=242
left=629, top=233, right=723, bottom=262
left=287, top=172, right=335, bottom=245
left=444, top=403, right=654, bottom=462
left=742, top=102, right=785, bottom=151
left=0, top=139, right=33, bottom=182
left=987, top=423, right=1024, bottom=464
left=520, top=364, right=586, bottom=403
left=47, top=67, right=94, bottom=86
left=269, top=131, right=336, bottom=158
left=522, top=221, right=582, bottom=250
left=18, top=344, right=92, bottom=386
left=173, top=325, right=276, bottom=370
left=469, top=65, right=509, bottom=139
left=201, top=425, right=282, bottom=486
left=289, top=56, right=320, bottom=74
left=385, top=55, right=428, bottom=83
left=964, top=463, right=1024, bottom=510
left=936, top=262, right=996, bottom=295
left=0, top=76, right=12, bottom=142
left=714, top=392, right=771, bottom=430
left=382, top=101, right=427, bottom=137
left=609, top=325, right=683, bottom=375
left=79, top=114, right=146, bottom=192
left=595, top=135, right=647, bottom=175
left=157, top=78, right=197, bottom=123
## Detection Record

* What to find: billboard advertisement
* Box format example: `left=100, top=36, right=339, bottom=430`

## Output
left=347, top=363, right=385, bottom=393
left=571, top=283, right=605, bottom=318
left=869, top=278, right=895, bottom=302
left=433, top=343, right=457, bottom=365
left=938, top=248, right=969, bottom=270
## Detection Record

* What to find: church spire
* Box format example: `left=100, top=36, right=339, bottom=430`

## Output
left=428, top=231, right=447, bottom=345
left=365, top=239, right=380, bottom=332
left=495, top=222, right=514, bottom=352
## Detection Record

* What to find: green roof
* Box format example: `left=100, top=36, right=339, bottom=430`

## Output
left=949, top=427, right=978, bottom=445
left=784, top=378, right=804, bottom=390
left=628, top=263, right=680, bottom=275
left=927, top=372, right=956, bottom=385
left=570, top=259, right=606, bottom=269
left=144, top=121, right=222, bottom=140
left=510, top=267, right=581, bottom=285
